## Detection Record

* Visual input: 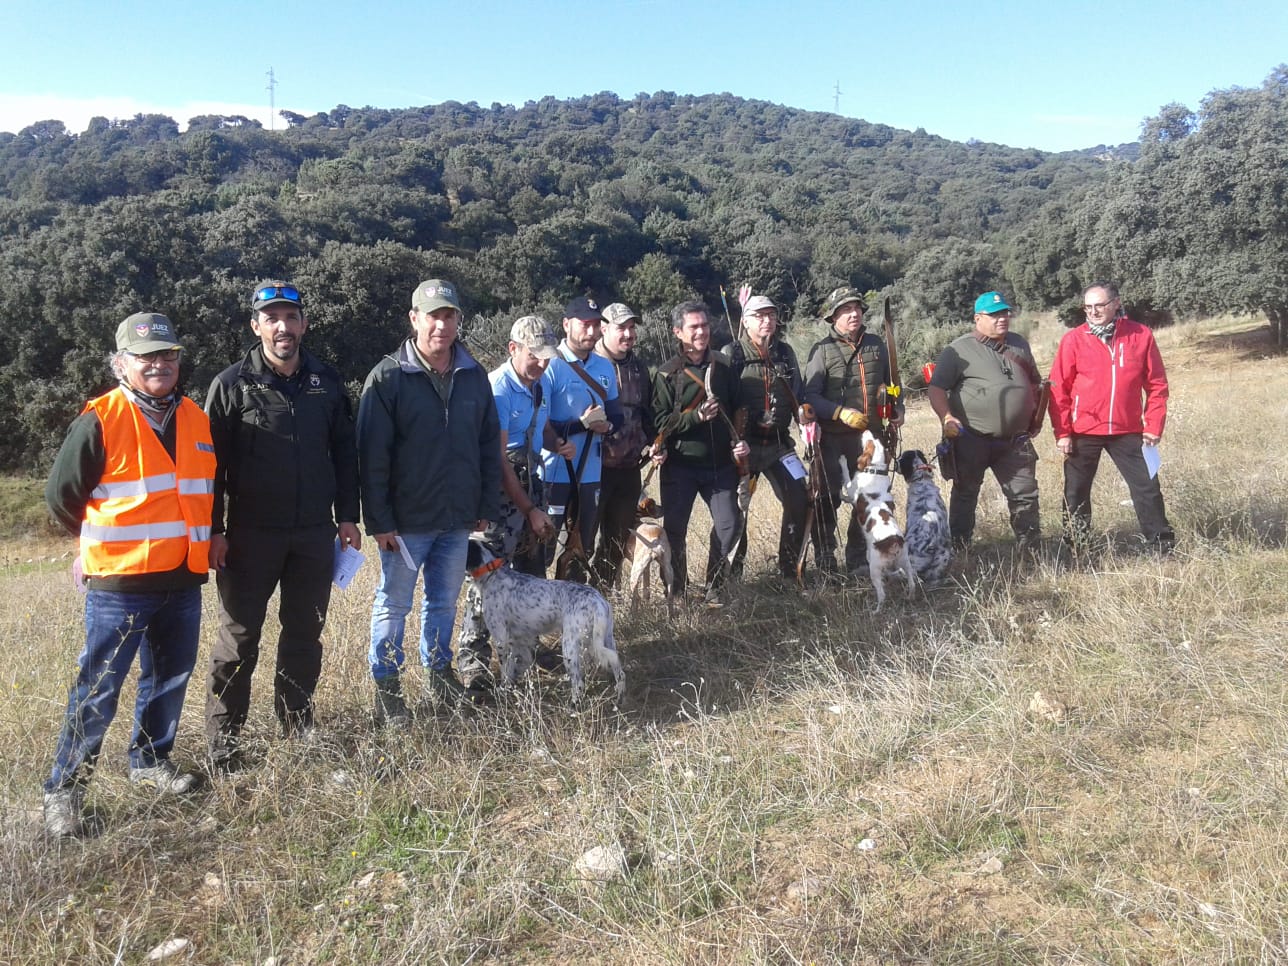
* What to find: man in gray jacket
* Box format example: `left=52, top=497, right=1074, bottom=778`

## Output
left=357, top=279, right=501, bottom=725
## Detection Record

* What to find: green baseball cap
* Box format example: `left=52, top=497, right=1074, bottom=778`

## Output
left=411, top=279, right=462, bottom=313
left=116, top=313, right=183, bottom=354
left=974, top=291, right=1012, bottom=314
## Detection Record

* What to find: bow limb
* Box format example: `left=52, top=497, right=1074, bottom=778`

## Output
left=880, top=296, right=902, bottom=456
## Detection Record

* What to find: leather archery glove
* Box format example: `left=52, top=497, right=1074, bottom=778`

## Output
left=580, top=404, right=607, bottom=429
left=834, top=407, right=868, bottom=431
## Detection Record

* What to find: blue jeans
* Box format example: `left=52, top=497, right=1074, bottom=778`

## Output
left=45, top=586, right=202, bottom=792
left=369, top=530, right=470, bottom=679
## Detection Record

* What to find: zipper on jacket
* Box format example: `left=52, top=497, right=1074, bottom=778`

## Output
left=1096, top=331, right=1118, bottom=436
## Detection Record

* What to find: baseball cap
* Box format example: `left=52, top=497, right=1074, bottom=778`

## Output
left=116, top=313, right=183, bottom=354
left=974, top=291, right=1012, bottom=314
left=509, top=315, right=559, bottom=360
left=251, top=279, right=303, bottom=311
left=411, top=279, right=462, bottom=313
left=601, top=302, right=640, bottom=326
left=821, top=287, right=867, bottom=320
left=563, top=296, right=603, bottom=321
left=742, top=295, right=776, bottom=316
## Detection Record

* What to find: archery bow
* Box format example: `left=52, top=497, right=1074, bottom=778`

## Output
left=878, top=295, right=901, bottom=457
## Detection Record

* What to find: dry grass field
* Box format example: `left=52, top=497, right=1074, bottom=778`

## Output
left=2, top=316, right=1286, bottom=964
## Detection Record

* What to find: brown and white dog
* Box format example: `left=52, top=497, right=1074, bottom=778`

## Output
left=839, top=432, right=916, bottom=610
left=623, top=497, right=675, bottom=614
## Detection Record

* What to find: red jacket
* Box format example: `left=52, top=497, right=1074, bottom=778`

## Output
left=1048, top=318, right=1169, bottom=438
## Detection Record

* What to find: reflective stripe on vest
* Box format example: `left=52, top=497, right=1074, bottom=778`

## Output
left=79, top=389, right=216, bottom=576
left=91, top=472, right=178, bottom=500
left=81, top=520, right=188, bottom=542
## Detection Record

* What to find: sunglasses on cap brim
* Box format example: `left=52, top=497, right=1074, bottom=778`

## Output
left=253, top=285, right=302, bottom=305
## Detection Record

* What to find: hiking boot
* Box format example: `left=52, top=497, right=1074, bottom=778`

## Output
left=43, top=785, right=85, bottom=838
left=208, top=736, right=242, bottom=775
left=373, top=677, right=411, bottom=729
left=534, top=648, right=566, bottom=675
left=459, top=672, right=496, bottom=706
left=129, top=760, right=199, bottom=795
left=280, top=706, right=315, bottom=739
left=426, top=668, right=471, bottom=708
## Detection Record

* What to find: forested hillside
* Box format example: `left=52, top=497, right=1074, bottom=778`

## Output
left=1, top=72, right=1284, bottom=471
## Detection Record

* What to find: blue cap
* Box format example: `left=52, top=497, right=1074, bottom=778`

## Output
left=974, top=291, right=1012, bottom=314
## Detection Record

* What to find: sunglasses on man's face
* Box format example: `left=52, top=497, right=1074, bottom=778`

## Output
left=131, top=349, right=181, bottom=363
left=253, top=285, right=301, bottom=305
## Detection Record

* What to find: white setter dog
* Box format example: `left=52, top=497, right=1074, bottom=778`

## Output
left=839, top=432, right=916, bottom=610
left=896, top=449, right=952, bottom=585
left=465, top=540, right=625, bottom=703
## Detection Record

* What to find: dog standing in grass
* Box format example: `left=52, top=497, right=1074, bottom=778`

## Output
left=623, top=497, right=674, bottom=613
left=465, top=539, right=625, bottom=702
left=839, top=432, right=916, bottom=610
left=897, top=449, right=952, bottom=585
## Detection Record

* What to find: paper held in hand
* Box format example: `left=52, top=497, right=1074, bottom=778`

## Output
left=1141, top=442, right=1161, bottom=480
left=333, top=540, right=366, bottom=589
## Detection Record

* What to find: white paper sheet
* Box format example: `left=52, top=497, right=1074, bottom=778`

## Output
left=393, top=536, right=418, bottom=571
left=779, top=451, right=807, bottom=481
left=333, top=541, right=366, bottom=589
left=1141, top=443, right=1161, bottom=479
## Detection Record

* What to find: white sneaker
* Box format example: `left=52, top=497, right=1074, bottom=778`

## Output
left=43, top=786, right=85, bottom=838
left=129, top=760, right=199, bottom=795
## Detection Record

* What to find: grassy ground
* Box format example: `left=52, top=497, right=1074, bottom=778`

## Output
left=2, top=317, right=1286, bottom=964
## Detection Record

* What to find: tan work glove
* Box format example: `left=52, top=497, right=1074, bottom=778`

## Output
left=834, top=407, right=868, bottom=431
left=580, top=404, right=608, bottom=429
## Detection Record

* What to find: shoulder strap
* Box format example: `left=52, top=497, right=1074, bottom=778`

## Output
left=519, top=380, right=543, bottom=498
left=729, top=341, right=746, bottom=373
left=566, top=356, right=609, bottom=403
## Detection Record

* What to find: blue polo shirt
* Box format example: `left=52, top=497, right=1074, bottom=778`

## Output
left=489, top=361, right=548, bottom=460
left=541, top=344, right=618, bottom=485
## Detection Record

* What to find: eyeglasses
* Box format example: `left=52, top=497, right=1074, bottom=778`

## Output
left=131, top=349, right=181, bottom=363
left=1083, top=300, right=1117, bottom=315
left=253, top=285, right=301, bottom=305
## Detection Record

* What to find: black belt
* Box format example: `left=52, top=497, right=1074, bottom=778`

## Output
left=965, top=428, right=1030, bottom=446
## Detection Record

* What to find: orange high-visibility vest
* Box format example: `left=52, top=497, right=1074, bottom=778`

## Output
left=79, top=388, right=216, bottom=576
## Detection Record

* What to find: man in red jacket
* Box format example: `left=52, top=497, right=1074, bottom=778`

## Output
left=1048, top=281, right=1175, bottom=554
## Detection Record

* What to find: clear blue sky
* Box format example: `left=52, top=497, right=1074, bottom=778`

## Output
left=4, top=0, right=1285, bottom=151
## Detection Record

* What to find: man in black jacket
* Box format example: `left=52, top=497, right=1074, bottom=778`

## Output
left=204, top=280, right=360, bottom=769
left=651, top=300, right=750, bottom=607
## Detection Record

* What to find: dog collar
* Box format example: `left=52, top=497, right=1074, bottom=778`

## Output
left=468, top=557, right=506, bottom=580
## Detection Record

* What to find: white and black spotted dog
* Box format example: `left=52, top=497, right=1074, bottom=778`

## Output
left=839, top=432, right=916, bottom=610
left=464, top=540, right=625, bottom=703
left=896, top=449, right=952, bottom=586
